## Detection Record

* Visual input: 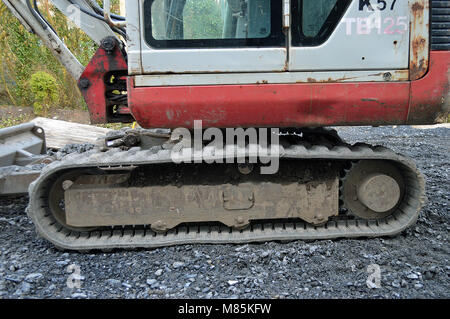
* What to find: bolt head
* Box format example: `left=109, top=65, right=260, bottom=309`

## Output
left=101, top=37, right=116, bottom=54
left=383, top=72, right=392, bottom=81
left=237, top=163, right=254, bottom=175
left=78, top=78, right=90, bottom=90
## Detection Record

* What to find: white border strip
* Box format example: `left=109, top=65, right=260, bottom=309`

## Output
left=134, top=70, right=409, bottom=87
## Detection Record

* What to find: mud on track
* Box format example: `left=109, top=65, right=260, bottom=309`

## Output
left=0, top=126, right=448, bottom=299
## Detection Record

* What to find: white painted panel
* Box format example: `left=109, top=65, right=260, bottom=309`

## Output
left=128, top=0, right=411, bottom=79
left=136, top=0, right=287, bottom=74
left=141, top=48, right=287, bottom=73
left=126, top=0, right=142, bottom=75
left=134, top=69, right=409, bottom=86
left=289, top=0, right=410, bottom=71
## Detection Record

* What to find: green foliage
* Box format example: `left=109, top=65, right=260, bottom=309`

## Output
left=0, top=113, right=32, bottom=129
left=0, top=0, right=124, bottom=111
left=29, top=71, right=59, bottom=115
left=183, top=0, right=224, bottom=39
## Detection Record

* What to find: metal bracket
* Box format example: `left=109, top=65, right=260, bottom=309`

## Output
left=103, top=0, right=126, bottom=28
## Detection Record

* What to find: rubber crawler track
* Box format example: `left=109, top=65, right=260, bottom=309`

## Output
left=27, top=142, right=426, bottom=251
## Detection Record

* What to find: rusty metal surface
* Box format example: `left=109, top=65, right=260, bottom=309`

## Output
left=133, top=70, right=410, bottom=87
left=64, top=172, right=339, bottom=231
left=410, top=0, right=430, bottom=80
left=408, top=51, right=450, bottom=124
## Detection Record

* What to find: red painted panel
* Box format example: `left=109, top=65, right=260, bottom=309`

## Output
left=128, top=78, right=411, bottom=129
left=408, top=51, right=450, bottom=124
left=78, top=37, right=128, bottom=124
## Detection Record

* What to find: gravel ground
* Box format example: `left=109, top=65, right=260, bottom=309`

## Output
left=0, top=126, right=448, bottom=299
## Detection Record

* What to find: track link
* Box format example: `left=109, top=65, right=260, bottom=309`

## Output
left=27, top=142, right=426, bottom=251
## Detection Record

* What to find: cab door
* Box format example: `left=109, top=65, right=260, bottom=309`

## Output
left=289, top=0, right=411, bottom=71
left=129, top=0, right=287, bottom=74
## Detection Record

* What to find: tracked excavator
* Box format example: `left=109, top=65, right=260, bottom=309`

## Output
left=2, top=0, right=448, bottom=250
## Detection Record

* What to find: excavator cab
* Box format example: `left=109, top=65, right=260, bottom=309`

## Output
left=118, top=0, right=443, bottom=129
left=1, top=0, right=448, bottom=250
left=133, top=0, right=405, bottom=75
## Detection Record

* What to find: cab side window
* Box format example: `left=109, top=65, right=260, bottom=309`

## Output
left=145, top=0, right=283, bottom=48
left=292, top=0, right=351, bottom=46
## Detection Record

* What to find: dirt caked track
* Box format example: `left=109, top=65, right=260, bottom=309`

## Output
left=27, top=131, right=425, bottom=251
left=0, top=125, right=448, bottom=299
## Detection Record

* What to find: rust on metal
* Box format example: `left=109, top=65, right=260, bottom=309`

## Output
left=408, top=51, right=450, bottom=124
left=299, top=71, right=409, bottom=84
left=409, top=0, right=430, bottom=81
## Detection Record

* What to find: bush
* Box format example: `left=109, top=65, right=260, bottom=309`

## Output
left=29, top=71, right=59, bottom=115
left=0, top=0, right=109, bottom=110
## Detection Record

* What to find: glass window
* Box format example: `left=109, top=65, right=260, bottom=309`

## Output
left=292, top=0, right=351, bottom=46
left=144, top=0, right=284, bottom=48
